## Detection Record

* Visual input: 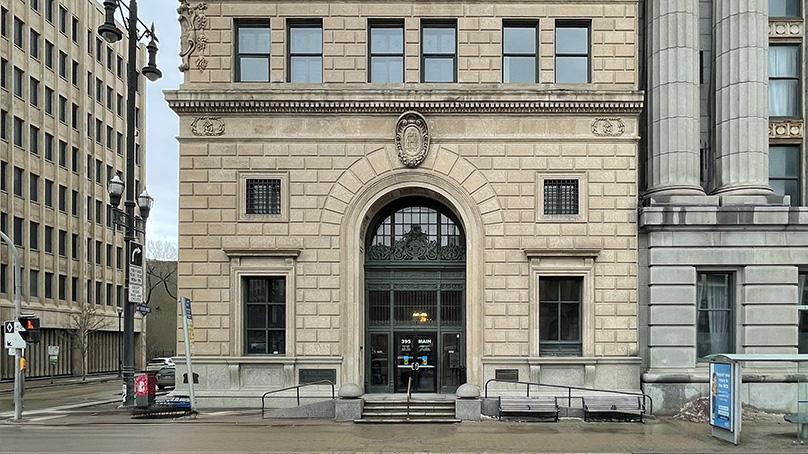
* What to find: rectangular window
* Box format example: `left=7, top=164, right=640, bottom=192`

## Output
left=1, top=58, right=7, bottom=88
left=30, top=270, right=39, bottom=298
left=769, top=146, right=800, bottom=205
left=235, top=21, right=271, bottom=82
left=369, top=21, right=404, bottom=83
left=58, top=140, right=67, bottom=166
left=44, top=178, right=52, bottom=206
left=0, top=161, right=5, bottom=191
left=246, top=178, right=282, bottom=215
left=44, top=272, right=53, bottom=299
left=29, top=221, right=39, bottom=250
left=769, top=45, right=801, bottom=118
left=29, top=125, right=39, bottom=155
left=95, top=240, right=102, bottom=264
left=58, top=229, right=66, bottom=256
left=543, top=179, right=579, bottom=215
left=0, top=110, right=5, bottom=139
left=13, top=66, right=23, bottom=98
left=106, top=87, right=113, bottom=110
left=46, top=0, right=54, bottom=22
left=72, top=17, right=79, bottom=43
left=72, top=60, right=79, bottom=86
left=288, top=20, right=323, bottom=83
left=555, top=23, right=590, bottom=83
left=58, top=51, right=67, bottom=78
left=29, top=173, right=38, bottom=202
left=58, top=95, right=66, bottom=122
left=72, top=147, right=79, bottom=173
left=58, top=274, right=66, bottom=300
left=58, top=184, right=66, bottom=211
left=44, top=133, right=53, bottom=161
left=71, top=190, right=78, bottom=216
left=58, top=6, right=67, bottom=34
left=13, top=216, right=23, bottom=246
left=44, top=226, right=52, bottom=253
left=95, top=281, right=102, bottom=305
left=71, top=277, right=78, bottom=302
left=106, top=283, right=113, bottom=305
left=116, top=247, right=123, bottom=269
left=13, top=166, right=23, bottom=197
left=13, top=116, right=23, bottom=147
left=106, top=244, right=112, bottom=267
left=0, top=264, right=6, bottom=294
left=44, top=86, right=53, bottom=115
left=799, top=273, right=808, bottom=354
left=71, top=234, right=78, bottom=259
left=696, top=272, right=735, bottom=358
left=244, top=276, right=286, bottom=355
left=539, top=277, right=583, bottom=356
left=30, top=29, right=39, bottom=59
left=0, top=8, right=6, bottom=38
left=95, top=159, right=102, bottom=184
left=44, top=40, right=53, bottom=68
left=421, top=20, right=456, bottom=83
left=29, top=76, right=39, bottom=107
left=95, top=201, right=102, bottom=225
left=13, top=17, right=23, bottom=49
left=503, top=21, right=538, bottom=83
left=769, top=0, right=801, bottom=17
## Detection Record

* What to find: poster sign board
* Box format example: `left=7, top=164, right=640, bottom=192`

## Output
left=47, top=345, right=59, bottom=366
left=710, top=361, right=742, bottom=445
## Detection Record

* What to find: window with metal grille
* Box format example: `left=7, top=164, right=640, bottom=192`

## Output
left=543, top=179, right=579, bottom=215
left=246, top=178, right=281, bottom=215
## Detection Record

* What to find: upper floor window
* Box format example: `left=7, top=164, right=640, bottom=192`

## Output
left=769, top=45, right=801, bottom=117
left=288, top=20, right=323, bottom=83
left=769, top=146, right=800, bottom=205
left=235, top=21, right=270, bottom=82
left=369, top=20, right=404, bottom=83
left=555, top=23, right=590, bottom=83
left=769, top=0, right=801, bottom=17
left=421, top=20, right=456, bottom=83
left=799, top=273, right=808, bottom=354
left=544, top=179, right=579, bottom=215
left=696, top=272, right=735, bottom=358
left=246, top=178, right=281, bottom=215
left=13, top=17, right=23, bottom=49
left=503, top=21, right=538, bottom=83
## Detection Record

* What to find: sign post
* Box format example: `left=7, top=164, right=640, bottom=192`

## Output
left=710, top=360, right=742, bottom=445
left=180, top=297, right=196, bottom=411
left=0, top=230, right=23, bottom=420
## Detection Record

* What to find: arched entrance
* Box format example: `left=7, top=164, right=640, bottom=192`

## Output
left=364, top=196, right=466, bottom=394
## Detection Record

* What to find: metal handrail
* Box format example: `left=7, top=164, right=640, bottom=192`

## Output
left=406, top=376, right=413, bottom=418
left=261, top=380, right=335, bottom=418
left=484, top=378, right=653, bottom=416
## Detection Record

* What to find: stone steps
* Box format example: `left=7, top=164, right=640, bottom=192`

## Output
left=356, top=399, right=458, bottom=424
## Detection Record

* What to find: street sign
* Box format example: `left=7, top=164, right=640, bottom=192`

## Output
left=128, top=242, right=144, bottom=304
left=137, top=304, right=151, bottom=316
left=47, top=345, right=59, bottom=366
left=3, top=321, right=26, bottom=350
left=129, top=242, right=143, bottom=267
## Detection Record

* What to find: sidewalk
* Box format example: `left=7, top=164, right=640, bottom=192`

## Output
left=0, top=373, right=119, bottom=393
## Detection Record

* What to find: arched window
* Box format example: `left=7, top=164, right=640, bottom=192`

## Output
left=366, top=200, right=465, bottom=262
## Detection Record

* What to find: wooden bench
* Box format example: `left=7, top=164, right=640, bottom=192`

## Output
left=498, top=396, right=560, bottom=422
left=583, top=395, right=645, bottom=423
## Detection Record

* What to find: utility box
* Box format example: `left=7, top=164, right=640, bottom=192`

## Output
left=134, top=373, right=157, bottom=408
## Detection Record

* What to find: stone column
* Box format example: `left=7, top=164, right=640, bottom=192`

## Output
left=645, top=0, right=704, bottom=197
left=712, top=0, right=772, bottom=195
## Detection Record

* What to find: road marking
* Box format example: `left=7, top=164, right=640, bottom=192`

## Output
left=28, top=414, right=67, bottom=422
left=204, top=411, right=238, bottom=416
left=0, top=398, right=118, bottom=418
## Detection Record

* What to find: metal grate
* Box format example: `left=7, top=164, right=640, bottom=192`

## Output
left=544, top=179, right=579, bottom=215
left=246, top=179, right=281, bottom=215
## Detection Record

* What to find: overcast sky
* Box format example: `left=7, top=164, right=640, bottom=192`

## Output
left=134, top=0, right=182, bottom=247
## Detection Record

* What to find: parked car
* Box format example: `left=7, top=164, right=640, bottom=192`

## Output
left=146, top=357, right=176, bottom=390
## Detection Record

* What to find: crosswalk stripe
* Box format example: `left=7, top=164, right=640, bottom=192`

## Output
left=28, top=414, right=67, bottom=422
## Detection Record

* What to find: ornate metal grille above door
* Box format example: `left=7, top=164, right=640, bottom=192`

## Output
left=365, top=204, right=465, bottom=263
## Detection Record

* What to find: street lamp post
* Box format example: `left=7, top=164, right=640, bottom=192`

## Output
left=98, top=0, right=160, bottom=407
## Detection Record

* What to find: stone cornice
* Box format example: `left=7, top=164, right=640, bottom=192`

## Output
left=523, top=248, right=601, bottom=258
left=222, top=248, right=302, bottom=258
left=166, top=88, right=644, bottom=115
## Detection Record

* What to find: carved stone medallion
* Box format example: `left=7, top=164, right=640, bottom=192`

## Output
left=591, top=118, right=626, bottom=137
left=395, top=111, right=430, bottom=168
left=191, top=117, right=225, bottom=136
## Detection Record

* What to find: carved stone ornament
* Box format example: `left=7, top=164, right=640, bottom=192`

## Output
left=191, top=117, right=225, bottom=136
left=395, top=111, right=430, bottom=168
left=178, top=1, right=209, bottom=72
left=769, top=20, right=804, bottom=39
left=769, top=120, right=804, bottom=140
left=591, top=118, right=626, bottom=137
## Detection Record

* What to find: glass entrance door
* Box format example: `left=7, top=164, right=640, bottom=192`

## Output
left=394, top=332, right=437, bottom=393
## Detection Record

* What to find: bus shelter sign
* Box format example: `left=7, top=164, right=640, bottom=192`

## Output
left=709, top=361, right=742, bottom=445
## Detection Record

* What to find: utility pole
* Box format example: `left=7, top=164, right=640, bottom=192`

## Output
left=98, top=0, right=160, bottom=407
left=0, top=231, right=23, bottom=420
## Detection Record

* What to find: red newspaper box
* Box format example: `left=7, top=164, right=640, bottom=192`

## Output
left=134, top=373, right=157, bottom=408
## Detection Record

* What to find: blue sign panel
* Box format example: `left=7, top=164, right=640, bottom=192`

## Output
left=709, top=362, right=733, bottom=431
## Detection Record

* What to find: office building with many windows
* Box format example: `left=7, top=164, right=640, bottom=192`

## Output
left=0, top=0, right=146, bottom=380
left=169, top=0, right=642, bottom=407
left=639, top=0, right=808, bottom=413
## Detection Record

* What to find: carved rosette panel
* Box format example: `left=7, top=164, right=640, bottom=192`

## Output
left=395, top=111, right=430, bottom=168
left=591, top=118, right=626, bottom=137
left=769, top=20, right=804, bottom=39
left=178, top=1, right=209, bottom=72
left=769, top=120, right=804, bottom=140
left=191, top=117, right=226, bottom=136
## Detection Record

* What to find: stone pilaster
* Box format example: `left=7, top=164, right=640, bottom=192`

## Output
left=645, top=0, right=704, bottom=197
left=712, top=0, right=772, bottom=195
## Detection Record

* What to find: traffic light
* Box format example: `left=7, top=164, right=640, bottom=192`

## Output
left=18, top=315, right=41, bottom=344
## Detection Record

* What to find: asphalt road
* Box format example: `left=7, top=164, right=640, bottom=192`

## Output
left=0, top=418, right=805, bottom=453
left=0, top=381, right=121, bottom=416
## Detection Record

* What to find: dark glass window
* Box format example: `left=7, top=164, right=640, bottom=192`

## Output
left=539, top=277, right=582, bottom=356
left=58, top=229, right=66, bottom=256
left=44, top=272, right=53, bottom=299
left=71, top=277, right=78, bottom=301
left=58, top=274, right=66, bottom=300
left=29, top=76, right=39, bottom=107
left=13, top=116, right=23, bottom=147
left=29, top=221, right=39, bottom=250
left=13, top=17, right=23, bottom=49
left=58, top=6, right=66, bottom=34
left=696, top=272, right=735, bottom=358
left=799, top=273, right=808, bottom=354
left=246, top=178, right=281, bottom=215
left=58, top=95, right=66, bottom=122
left=503, top=22, right=538, bottom=83
left=13, top=166, right=23, bottom=197
left=30, top=270, right=39, bottom=298
left=769, top=0, right=801, bottom=16
left=44, top=86, right=53, bottom=114
left=29, top=173, right=38, bottom=202
left=288, top=20, right=323, bottom=83
left=244, top=277, right=286, bottom=355
left=58, top=184, right=66, bottom=211
left=13, top=216, right=23, bottom=246
left=29, top=125, right=39, bottom=155
left=769, top=146, right=800, bottom=205
left=45, top=0, right=54, bottom=22
left=44, top=178, right=52, bottom=206
left=44, top=226, right=52, bottom=253
left=369, top=21, right=404, bottom=83
left=58, top=51, right=67, bottom=78
left=13, top=66, right=23, bottom=97
left=44, top=40, right=53, bottom=68
left=769, top=45, right=801, bottom=117
left=1, top=58, right=7, bottom=88
left=555, top=24, right=590, bottom=83
left=544, top=179, right=579, bottom=215
left=30, top=29, right=39, bottom=59
left=421, top=21, right=456, bottom=82
left=235, top=21, right=270, bottom=82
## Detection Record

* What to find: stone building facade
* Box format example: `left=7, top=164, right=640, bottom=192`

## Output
left=640, top=0, right=808, bottom=414
left=0, top=0, right=146, bottom=380
left=169, top=0, right=642, bottom=406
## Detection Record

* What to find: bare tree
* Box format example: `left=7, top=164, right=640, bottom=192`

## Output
left=69, top=300, right=105, bottom=379
left=146, top=240, right=178, bottom=261
left=146, top=259, right=177, bottom=303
